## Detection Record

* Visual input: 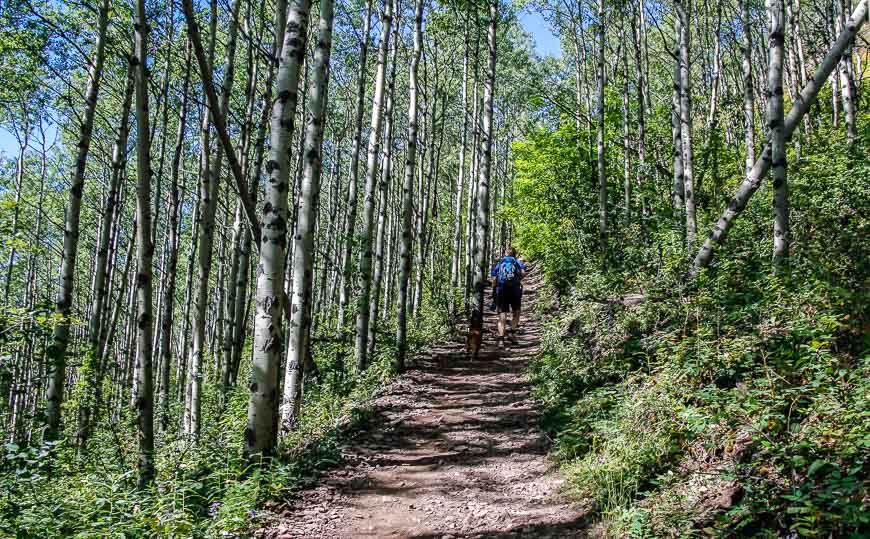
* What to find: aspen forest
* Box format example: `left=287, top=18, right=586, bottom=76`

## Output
left=0, top=0, right=868, bottom=534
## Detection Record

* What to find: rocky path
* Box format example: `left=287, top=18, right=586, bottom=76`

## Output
left=261, top=272, right=588, bottom=538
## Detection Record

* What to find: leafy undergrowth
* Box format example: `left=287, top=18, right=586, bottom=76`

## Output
left=0, top=306, right=451, bottom=538
left=524, top=127, right=869, bottom=537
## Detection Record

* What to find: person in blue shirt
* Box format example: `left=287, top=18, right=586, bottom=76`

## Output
left=490, top=246, right=526, bottom=348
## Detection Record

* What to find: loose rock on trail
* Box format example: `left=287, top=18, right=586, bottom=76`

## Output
left=260, top=271, right=588, bottom=538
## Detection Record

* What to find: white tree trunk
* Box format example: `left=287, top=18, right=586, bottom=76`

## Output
left=244, top=0, right=311, bottom=461
left=185, top=0, right=242, bottom=440
left=473, top=0, right=498, bottom=319
left=676, top=0, right=697, bottom=248
left=132, top=0, right=155, bottom=487
left=596, top=0, right=607, bottom=247
left=281, top=0, right=335, bottom=431
left=354, top=0, right=393, bottom=371
left=690, top=0, right=869, bottom=277
left=158, top=48, right=191, bottom=431
left=337, top=0, right=375, bottom=333
left=76, top=63, right=135, bottom=449
left=368, top=9, right=400, bottom=358
left=450, top=21, right=470, bottom=294
left=741, top=0, right=756, bottom=177
left=44, top=0, right=111, bottom=439
left=395, top=0, right=423, bottom=371
left=767, top=0, right=788, bottom=269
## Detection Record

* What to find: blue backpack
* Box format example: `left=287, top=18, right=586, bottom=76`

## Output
left=497, top=257, right=519, bottom=287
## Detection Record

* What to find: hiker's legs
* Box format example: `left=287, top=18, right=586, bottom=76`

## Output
left=498, top=312, right=506, bottom=338
left=507, top=287, right=521, bottom=340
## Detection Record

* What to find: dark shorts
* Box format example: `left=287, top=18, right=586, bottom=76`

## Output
left=496, top=285, right=522, bottom=313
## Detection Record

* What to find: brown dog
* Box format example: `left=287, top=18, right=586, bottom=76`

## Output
left=466, top=327, right=482, bottom=359
left=465, top=310, right=484, bottom=359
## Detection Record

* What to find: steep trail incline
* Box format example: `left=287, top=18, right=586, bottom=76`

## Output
left=261, top=271, right=588, bottom=538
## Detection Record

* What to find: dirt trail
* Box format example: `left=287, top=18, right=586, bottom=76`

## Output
left=261, top=271, right=588, bottom=538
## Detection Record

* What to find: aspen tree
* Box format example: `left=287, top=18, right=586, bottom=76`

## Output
left=354, top=0, right=394, bottom=371
left=767, top=0, right=788, bottom=269
left=157, top=46, right=192, bottom=430
left=836, top=0, right=857, bottom=142
left=672, top=56, right=684, bottom=211
left=337, top=0, right=375, bottom=332
left=620, top=14, right=631, bottom=224
left=596, top=0, right=606, bottom=248
left=226, top=0, right=288, bottom=392
left=741, top=0, right=756, bottom=177
left=44, top=0, right=111, bottom=440
left=282, top=0, right=336, bottom=430
left=76, top=63, right=135, bottom=449
left=631, top=3, right=648, bottom=218
left=473, top=0, right=497, bottom=319
left=675, top=0, right=697, bottom=248
left=369, top=6, right=400, bottom=357
left=185, top=0, right=242, bottom=439
left=132, top=0, right=155, bottom=487
left=396, top=0, right=424, bottom=371
left=245, top=0, right=311, bottom=461
left=691, top=0, right=869, bottom=277
left=451, top=18, right=471, bottom=294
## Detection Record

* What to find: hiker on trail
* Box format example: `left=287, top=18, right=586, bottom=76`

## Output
left=491, top=246, right=525, bottom=348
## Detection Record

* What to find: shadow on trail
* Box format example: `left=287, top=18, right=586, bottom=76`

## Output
left=259, top=269, right=588, bottom=538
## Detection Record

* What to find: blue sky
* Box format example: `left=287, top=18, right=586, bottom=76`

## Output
left=0, top=128, right=22, bottom=157
left=0, top=11, right=562, bottom=158
left=518, top=9, right=562, bottom=59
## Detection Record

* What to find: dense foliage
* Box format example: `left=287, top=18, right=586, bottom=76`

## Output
left=515, top=112, right=869, bottom=535
left=1, top=0, right=868, bottom=533
left=0, top=312, right=449, bottom=536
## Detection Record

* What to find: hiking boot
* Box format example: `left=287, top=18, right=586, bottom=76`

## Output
left=497, top=337, right=505, bottom=349
left=509, top=331, right=518, bottom=344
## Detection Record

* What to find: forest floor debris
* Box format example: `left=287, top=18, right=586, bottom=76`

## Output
left=258, top=275, right=589, bottom=538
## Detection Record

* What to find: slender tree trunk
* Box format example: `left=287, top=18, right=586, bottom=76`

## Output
left=76, top=63, right=135, bottom=449
left=395, top=0, right=423, bottom=371
left=621, top=16, right=631, bottom=225
left=596, top=0, right=607, bottom=248
left=244, top=0, right=311, bottom=461
left=450, top=20, right=470, bottom=294
left=337, top=0, right=375, bottom=333
left=473, top=0, right=497, bottom=321
left=354, top=0, right=393, bottom=371
left=157, top=45, right=192, bottom=431
left=226, top=0, right=285, bottom=392
left=767, top=0, right=789, bottom=269
left=741, top=0, right=756, bottom=177
left=132, top=0, right=155, bottom=488
left=281, top=0, right=335, bottom=430
left=44, top=0, right=111, bottom=440
left=836, top=0, right=857, bottom=142
left=3, top=122, right=28, bottom=306
left=368, top=12, right=399, bottom=358
left=177, top=160, right=200, bottom=401
left=672, top=56, right=685, bottom=211
left=676, top=0, right=697, bottom=248
left=631, top=5, right=648, bottom=218
left=690, top=0, right=869, bottom=277
left=185, top=0, right=242, bottom=439
left=464, top=38, right=480, bottom=300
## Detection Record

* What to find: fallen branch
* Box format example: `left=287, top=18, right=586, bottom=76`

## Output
left=689, top=0, right=869, bottom=278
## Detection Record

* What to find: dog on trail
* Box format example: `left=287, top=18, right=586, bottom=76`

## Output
left=465, top=310, right=484, bottom=359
